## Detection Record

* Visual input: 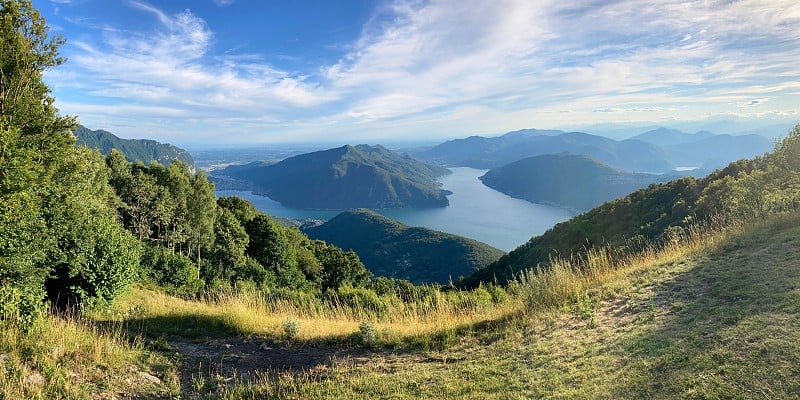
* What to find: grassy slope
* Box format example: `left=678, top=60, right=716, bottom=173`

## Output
left=304, top=209, right=505, bottom=283
left=228, top=212, right=800, bottom=398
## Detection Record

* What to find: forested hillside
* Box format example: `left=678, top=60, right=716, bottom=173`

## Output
left=304, top=209, right=504, bottom=283
left=213, top=144, right=451, bottom=209
left=479, top=153, right=662, bottom=211
left=0, top=2, right=378, bottom=328
left=73, top=125, right=194, bottom=166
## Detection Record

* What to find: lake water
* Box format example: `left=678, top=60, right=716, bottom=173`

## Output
left=216, top=167, right=574, bottom=251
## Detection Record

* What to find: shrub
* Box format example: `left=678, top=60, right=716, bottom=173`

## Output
left=359, top=320, right=377, bottom=345
left=283, top=317, right=300, bottom=339
left=0, top=282, right=44, bottom=332
left=140, top=245, right=203, bottom=296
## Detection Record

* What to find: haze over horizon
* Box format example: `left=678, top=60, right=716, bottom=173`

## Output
left=39, top=0, right=800, bottom=146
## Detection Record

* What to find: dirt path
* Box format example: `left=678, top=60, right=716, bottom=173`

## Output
left=167, top=336, right=382, bottom=396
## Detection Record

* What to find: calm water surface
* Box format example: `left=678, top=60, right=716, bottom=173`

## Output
left=216, top=167, right=574, bottom=251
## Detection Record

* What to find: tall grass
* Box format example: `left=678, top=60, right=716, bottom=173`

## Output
left=510, top=213, right=738, bottom=314
left=0, top=311, right=174, bottom=399
left=96, top=283, right=519, bottom=346
left=92, top=214, right=760, bottom=349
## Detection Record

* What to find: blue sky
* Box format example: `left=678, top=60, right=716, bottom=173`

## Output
left=36, top=0, right=800, bottom=145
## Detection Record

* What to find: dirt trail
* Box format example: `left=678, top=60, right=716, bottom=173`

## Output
left=166, top=336, right=383, bottom=393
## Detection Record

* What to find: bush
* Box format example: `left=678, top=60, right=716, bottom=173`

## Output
left=283, top=317, right=300, bottom=339
left=140, top=245, right=203, bottom=296
left=45, top=215, right=142, bottom=308
left=0, top=282, right=44, bottom=332
left=359, top=320, right=377, bottom=345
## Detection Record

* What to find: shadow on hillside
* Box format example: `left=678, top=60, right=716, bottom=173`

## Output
left=609, top=219, right=800, bottom=397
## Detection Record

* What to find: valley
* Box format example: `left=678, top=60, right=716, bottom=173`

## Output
left=217, top=167, right=575, bottom=252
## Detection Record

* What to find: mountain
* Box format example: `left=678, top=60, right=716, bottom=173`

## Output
left=303, top=209, right=504, bottom=284
left=415, top=129, right=674, bottom=172
left=630, top=128, right=773, bottom=169
left=73, top=125, right=194, bottom=166
left=629, top=127, right=716, bottom=147
left=213, top=144, right=451, bottom=209
left=479, top=154, right=664, bottom=212
left=671, top=134, right=773, bottom=169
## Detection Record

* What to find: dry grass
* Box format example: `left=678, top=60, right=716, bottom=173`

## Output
left=0, top=312, right=176, bottom=399
left=96, top=286, right=520, bottom=345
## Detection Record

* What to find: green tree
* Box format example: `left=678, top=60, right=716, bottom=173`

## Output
left=43, top=148, right=141, bottom=307
left=245, top=215, right=306, bottom=288
left=312, top=241, right=371, bottom=291
left=1, top=1, right=139, bottom=310
left=217, top=196, right=258, bottom=224
left=0, top=0, right=73, bottom=299
left=206, top=208, right=249, bottom=282
left=187, top=171, right=217, bottom=268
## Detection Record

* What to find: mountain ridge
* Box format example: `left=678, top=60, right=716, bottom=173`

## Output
left=73, top=125, right=194, bottom=166
left=303, top=209, right=505, bottom=283
left=212, top=144, right=451, bottom=209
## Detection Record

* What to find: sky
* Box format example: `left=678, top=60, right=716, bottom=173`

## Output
left=35, top=0, right=800, bottom=146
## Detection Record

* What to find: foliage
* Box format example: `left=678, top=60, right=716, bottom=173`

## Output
left=283, top=316, right=300, bottom=339
left=312, top=240, right=371, bottom=291
left=0, top=0, right=138, bottom=309
left=0, top=282, right=43, bottom=331
left=140, top=245, right=202, bottom=295
left=358, top=320, right=377, bottom=345
left=245, top=214, right=306, bottom=288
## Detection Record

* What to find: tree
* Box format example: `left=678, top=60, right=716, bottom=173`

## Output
left=187, top=171, right=216, bottom=268
left=206, top=208, right=249, bottom=283
left=0, top=0, right=73, bottom=299
left=245, top=215, right=306, bottom=288
left=312, top=241, right=371, bottom=291
left=217, top=196, right=258, bottom=224
left=0, top=1, right=139, bottom=310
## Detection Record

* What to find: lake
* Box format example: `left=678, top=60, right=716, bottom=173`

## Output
left=216, top=167, right=574, bottom=251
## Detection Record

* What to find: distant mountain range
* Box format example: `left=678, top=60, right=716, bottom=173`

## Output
left=630, top=128, right=773, bottom=169
left=479, top=154, right=667, bottom=212
left=73, top=125, right=194, bottom=166
left=415, top=127, right=774, bottom=173
left=415, top=129, right=674, bottom=172
left=212, top=144, right=451, bottom=209
left=303, top=209, right=504, bottom=284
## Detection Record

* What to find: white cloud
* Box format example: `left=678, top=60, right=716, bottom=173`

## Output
left=59, top=2, right=329, bottom=118
left=49, top=0, right=800, bottom=143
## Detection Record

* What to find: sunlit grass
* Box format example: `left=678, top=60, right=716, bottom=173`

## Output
left=95, top=285, right=521, bottom=346
left=211, top=211, right=800, bottom=399
left=0, top=312, right=175, bottom=399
